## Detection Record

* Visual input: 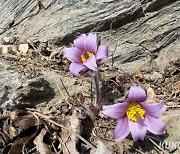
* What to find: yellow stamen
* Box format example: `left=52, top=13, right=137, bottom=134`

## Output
left=81, top=52, right=94, bottom=63
left=126, top=101, right=145, bottom=122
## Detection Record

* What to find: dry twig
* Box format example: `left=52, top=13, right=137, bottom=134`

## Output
left=26, top=108, right=96, bottom=150
left=148, top=138, right=169, bottom=154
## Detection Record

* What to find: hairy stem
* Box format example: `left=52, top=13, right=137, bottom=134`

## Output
left=92, top=70, right=101, bottom=108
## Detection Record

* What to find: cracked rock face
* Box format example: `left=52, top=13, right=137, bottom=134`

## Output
left=0, top=0, right=144, bottom=44
left=0, top=0, right=179, bottom=71
left=101, top=0, right=180, bottom=71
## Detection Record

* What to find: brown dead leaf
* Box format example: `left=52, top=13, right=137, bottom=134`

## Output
left=133, top=69, right=143, bottom=83
left=61, top=107, right=87, bottom=154
left=9, top=110, right=18, bottom=121
left=9, top=125, right=17, bottom=139
left=0, top=109, right=9, bottom=120
left=2, top=120, right=10, bottom=138
left=62, top=110, right=83, bottom=154
left=12, top=114, right=40, bottom=130
left=70, top=107, right=87, bottom=142
left=134, top=69, right=143, bottom=78
left=34, top=128, right=52, bottom=154
left=8, top=135, right=32, bottom=154
left=172, top=81, right=180, bottom=89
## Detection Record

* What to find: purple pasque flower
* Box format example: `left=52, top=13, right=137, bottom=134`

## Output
left=63, top=33, right=108, bottom=76
left=102, top=86, right=166, bottom=141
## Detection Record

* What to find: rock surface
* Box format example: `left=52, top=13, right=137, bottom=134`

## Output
left=144, top=0, right=177, bottom=12
left=101, top=0, right=180, bottom=71
left=162, top=110, right=180, bottom=143
left=0, top=60, right=55, bottom=108
left=0, top=60, right=27, bottom=108
left=161, top=110, right=180, bottom=153
left=14, top=77, right=55, bottom=108
left=0, top=0, right=144, bottom=45
left=0, top=60, right=90, bottom=108
left=0, top=0, right=179, bottom=72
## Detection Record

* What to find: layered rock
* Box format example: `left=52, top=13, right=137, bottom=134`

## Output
left=0, top=0, right=144, bottom=44
left=101, top=0, right=180, bottom=70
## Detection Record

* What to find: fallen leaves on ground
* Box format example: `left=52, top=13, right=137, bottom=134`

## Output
left=34, top=128, right=52, bottom=154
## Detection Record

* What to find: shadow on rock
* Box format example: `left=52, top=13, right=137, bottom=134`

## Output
left=14, top=77, right=55, bottom=108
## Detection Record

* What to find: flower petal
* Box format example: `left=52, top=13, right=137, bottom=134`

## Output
left=96, top=45, right=108, bottom=60
left=74, top=34, right=87, bottom=51
left=63, top=47, right=82, bottom=63
left=145, top=114, right=166, bottom=135
left=83, top=55, right=97, bottom=71
left=84, top=33, right=97, bottom=53
left=129, top=118, right=147, bottom=141
left=126, top=86, right=147, bottom=102
left=102, top=102, right=129, bottom=119
left=69, top=62, right=86, bottom=77
left=140, top=101, right=166, bottom=118
left=114, top=117, right=130, bottom=140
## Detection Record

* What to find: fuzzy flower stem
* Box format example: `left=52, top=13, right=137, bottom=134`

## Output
left=92, top=70, right=101, bottom=108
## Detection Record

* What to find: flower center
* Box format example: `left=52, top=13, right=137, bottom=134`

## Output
left=126, top=102, right=145, bottom=122
left=81, top=52, right=94, bottom=63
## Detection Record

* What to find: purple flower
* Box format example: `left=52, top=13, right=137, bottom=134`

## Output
left=102, top=86, right=166, bottom=141
left=63, top=33, right=108, bottom=76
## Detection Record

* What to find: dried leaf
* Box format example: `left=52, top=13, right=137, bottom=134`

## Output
left=0, top=45, right=8, bottom=54
left=9, top=125, right=17, bottom=139
left=69, top=114, right=81, bottom=142
left=34, top=128, right=51, bottom=154
left=13, top=114, right=40, bottom=130
left=134, top=69, right=143, bottom=78
left=0, top=45, right=17, bottom=55
left=147, top=87, right=156, bottom=99
left=18, top=44, right=29, bottom=55
left=90, top=140, right=113, bottom=154
left=3, top=120, right=10, bottom=138
left=62, top=107, right=87, bottom=154
left=70, top=107, right=86, bottom=142
left=0, top=137, right=5, bottom=149
left=65, top=140, right=79, bottom=154
left=8, top=135, right=32, bottom=154
left=144, top=71, right=162, bottom=82
left=172, top=81, right=180, bottom=89
left=9, top=110, right=18, bottom=121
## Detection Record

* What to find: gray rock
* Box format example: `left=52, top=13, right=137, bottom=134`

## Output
left=144, top=0, right=177, bottom=12
left=0, top=0, right=178, bottom=72
left=0, top=0, right=144, bottom=44
left=0, top=60, right=25, bottom=107
left=101, top=0, right=180, bottom=71
left=162, top=110, right=180, bottom=143
left=160, top=110, right=180, bottom=153
left=0, top=60, right=55, bottom=108
left=14, top=77, right=55, bottom=108
left=1, top=36, right=16, bottom=45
